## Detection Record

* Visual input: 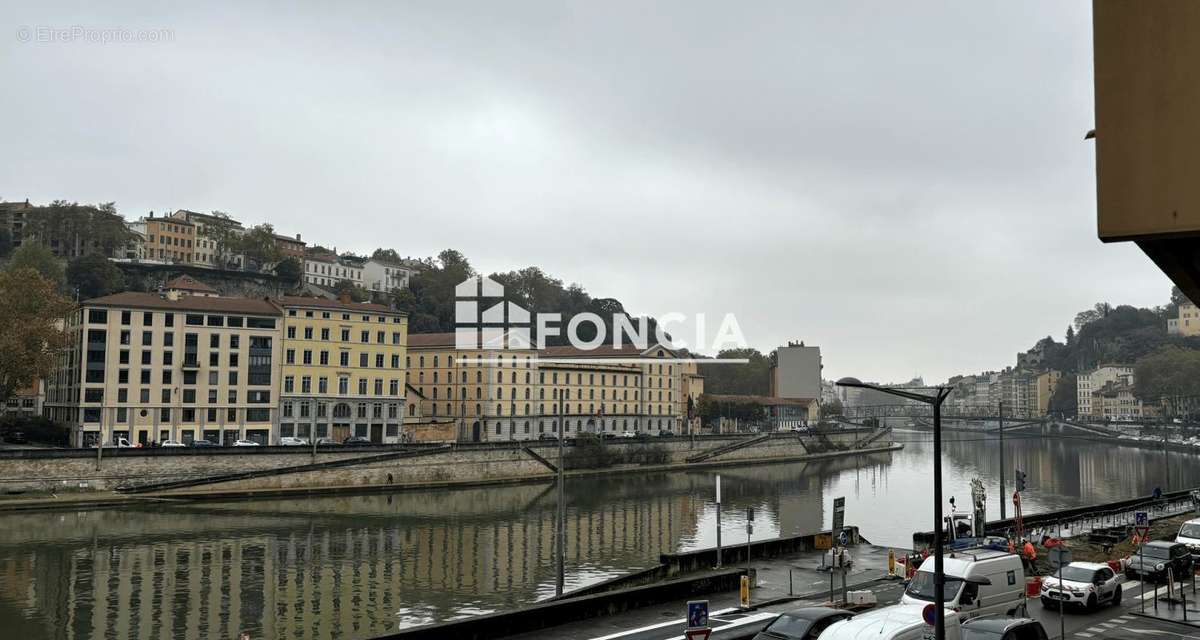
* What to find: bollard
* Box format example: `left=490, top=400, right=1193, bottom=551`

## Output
left=789, top=568, right=794, bottom=596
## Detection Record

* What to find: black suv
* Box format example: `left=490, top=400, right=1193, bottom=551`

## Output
left=1127, top=540, right=1193, bottom=582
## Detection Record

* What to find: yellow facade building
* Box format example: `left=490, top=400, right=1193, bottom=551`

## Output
left=141, top=214, right=197, bottom=264
left=277, top=296, right=409, bottom=444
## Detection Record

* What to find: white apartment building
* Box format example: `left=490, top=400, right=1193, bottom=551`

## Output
left=1077, top=364, right=1136, bottom=418
left=304, top=254, right=364, bottom=288
left=363, top=258, right=415, bottom=292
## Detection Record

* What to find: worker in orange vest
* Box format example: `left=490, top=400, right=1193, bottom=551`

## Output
left=1022, top=539, right=1037, bottom=574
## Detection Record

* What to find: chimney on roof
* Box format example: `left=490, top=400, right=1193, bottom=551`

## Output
left=296, top=233, right=301, bottom=241
left=165, top=290, right=181, bottom=301
left=338, top=291, right=352, bottom=304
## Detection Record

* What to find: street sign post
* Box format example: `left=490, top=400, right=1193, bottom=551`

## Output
left=687, top=600, right=709, bottom=629
left=832, top=497, right=846, bottom=533
left=685, top=630, right=712, bottom=640
left=715, top=475, right=722, bottom=568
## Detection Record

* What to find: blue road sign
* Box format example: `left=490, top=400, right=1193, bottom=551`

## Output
left=839, top=531, right=849, bottom=546
left=1135, top=511, right=1148, bottom=526
left=687, top=600, right=709, bottom=630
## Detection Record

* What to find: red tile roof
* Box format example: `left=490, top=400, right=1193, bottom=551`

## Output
left=83, top=292, right=281, bottom=315
left=276, top=295, right=400, bottom=315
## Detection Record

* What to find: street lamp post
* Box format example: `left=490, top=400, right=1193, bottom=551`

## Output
left=837, top=377, right=953, bottom=640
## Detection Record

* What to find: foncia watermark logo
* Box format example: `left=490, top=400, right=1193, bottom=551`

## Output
left=455, top=276, right=748, bottom=363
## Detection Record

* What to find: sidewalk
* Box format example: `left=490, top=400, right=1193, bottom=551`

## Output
left=508, top=543, right=899, bottom=639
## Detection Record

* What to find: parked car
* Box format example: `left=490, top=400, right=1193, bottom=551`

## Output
left=95, top=437, right=134, bottom=448
left=1126, top=540, right=1193, bottom=582
left=160, top=440, right=186, bottom=448
left=189, top=439, right=218, bottom=448
left=1039, top=562, right=1123, bottom=610
left=279, top=437, right=309, bottom=446
left=752, top=606, right=853, bottom=640
left=232, top=439, right=260, bottom=447
left=343, top=436, right=372, bottom=445
left=617, top=431, right=639, bottom=439
left=1176, top=518, right=1200, bottom=556
left=315, top=437, right=339, bottom=446
left=600, top=432, right=616, bottom=440
left=537, top=432, right=559, bottom=441
left=821, top=604, right=962, bottom=640
left=901, top=548, right=1027, bottom=620
left=4, top=431, right=27, bottom=444
left=657, top=429, right=676, bottom=437
left=962, top=616, right=1049, bottom=640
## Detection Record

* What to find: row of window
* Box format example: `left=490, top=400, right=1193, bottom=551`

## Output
left=410, top=368, right=674, bottom=389
left=489, top=417, right=675, bottom=436
left=411, top=354, right=675, bottom=375
left=287, top=325, right=403, bottom=344
left=92, top=308, right=276, bottom=330
left=422, top=402, right=673, bottom=418
left=281, top=401, right=400, bottom=420
left=84, top=386, right=270, bottom=405
left=82, top=406, right=270, bottom=424
left=412, top=385, right=669, bottom=403
left=283, top=375, right=401, bottom=397
left=284, top=349, right=401, bottom=369
left=286, top=308, right=402, bottom=324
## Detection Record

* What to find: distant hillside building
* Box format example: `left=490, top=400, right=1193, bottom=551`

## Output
left=0, top=199, right=33, bottom=251
left=363, top=257, right=416, bottom=293
left=1077, top=364, right=1140, bottom=419
left=170, top=209, right=245, bottom=270
left=1168, top=301, right=1200, bottom=336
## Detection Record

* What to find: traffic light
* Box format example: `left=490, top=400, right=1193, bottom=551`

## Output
left=1015, top=469, right=1027, bottom=492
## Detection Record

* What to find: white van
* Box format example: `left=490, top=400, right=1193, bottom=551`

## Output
left=820, top=603, right=961, bottom=640
left=900, top=549, right=1026, bottom=620
left=1176, top=518, right=1200, bottom=551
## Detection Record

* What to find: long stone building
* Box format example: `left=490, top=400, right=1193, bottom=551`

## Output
left=405, top=332, right=703, bottom=442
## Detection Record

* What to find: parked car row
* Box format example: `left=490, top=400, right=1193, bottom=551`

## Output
left=746, top=604, right=1049, bottom=640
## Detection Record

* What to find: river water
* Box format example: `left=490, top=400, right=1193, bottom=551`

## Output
left=0, top=432, right=1196, bottom=639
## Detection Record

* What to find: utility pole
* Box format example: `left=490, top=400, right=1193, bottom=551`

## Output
left=715, top=475, right=722, bottom=568
left=556, top=387, right=566, bottom=597
left=999, top=401, right=1006, bottom=520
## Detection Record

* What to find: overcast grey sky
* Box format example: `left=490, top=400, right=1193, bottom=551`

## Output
left=1, top=2, right=1173, bottom=384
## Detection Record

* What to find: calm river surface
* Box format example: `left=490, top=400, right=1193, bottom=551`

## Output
left=1, top=432, right=1196, bottom=639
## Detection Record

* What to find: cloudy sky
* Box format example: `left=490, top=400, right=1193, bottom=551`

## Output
left=1, top=2, right=1173, bottom=383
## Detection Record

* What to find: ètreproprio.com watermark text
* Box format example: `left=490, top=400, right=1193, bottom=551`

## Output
left=16, top=25, right=175, bottom=44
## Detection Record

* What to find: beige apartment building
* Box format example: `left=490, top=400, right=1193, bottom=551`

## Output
left=45, top=292, right=283, bottom=447
left=405, top=333, right=700, bottom=441
left=1076, top=364, right=1138, bottom=419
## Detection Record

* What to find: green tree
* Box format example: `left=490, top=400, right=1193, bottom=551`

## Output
left=822, top=398, right=844, bottom=417
left=1047, top=373, right=1077, bottom=416
left=372, top=248, right=403, bottom=262
left=235, top=223, right=281, bottom=270
left=333, top=279, right=370, bottom=302
left=1065, top=325, right=1075, bottom=345
left=698, top=348, right=771, bottom=395
left=205, top=211, right=242, bottom=268
left=1134, top=346, right=1200, bottom=403
left=5, top=243, right=64, bottom=289
left=66, top=254, right=125, bottom=299
left=273, top=256, right=302, bottom=284
left=0, top=228, right=11, bottom=258
left=0, top=269, right=72, bottom=406
left=23, top=201, right=132, bottom=257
